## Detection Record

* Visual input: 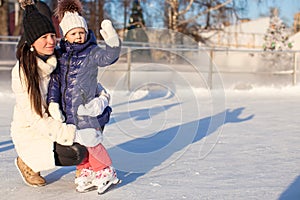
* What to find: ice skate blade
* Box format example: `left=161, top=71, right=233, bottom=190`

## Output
left=97, top=177, right=122, bottom=195
left=76, top=184, right=97, bottom=193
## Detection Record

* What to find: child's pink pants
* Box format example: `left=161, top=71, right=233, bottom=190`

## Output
left=76, top=143, right=112, bottom=172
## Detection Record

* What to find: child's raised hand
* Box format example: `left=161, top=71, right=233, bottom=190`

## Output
left=100, top=19, right=119, bottom=48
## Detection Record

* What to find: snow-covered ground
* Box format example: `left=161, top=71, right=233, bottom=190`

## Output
left=0, top=68, right=300, bottom=200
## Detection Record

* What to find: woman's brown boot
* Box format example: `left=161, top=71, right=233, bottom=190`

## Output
left=15, top=157, right=46, bottom=187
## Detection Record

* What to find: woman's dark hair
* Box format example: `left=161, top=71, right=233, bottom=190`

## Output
left=16, top=43, right=43, bottom=117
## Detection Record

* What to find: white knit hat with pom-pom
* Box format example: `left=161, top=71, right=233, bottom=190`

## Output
left=54, top=0, right=88, bottom=37
left=59, top=11, right=88, bottom=37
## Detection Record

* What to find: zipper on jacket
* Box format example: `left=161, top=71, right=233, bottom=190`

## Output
left=63, top=51, right=73, bottom=112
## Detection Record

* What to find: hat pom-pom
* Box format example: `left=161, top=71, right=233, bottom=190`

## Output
left=19, top=0, right=35, bottom=10
left=55, top=0, right=84, bottom=21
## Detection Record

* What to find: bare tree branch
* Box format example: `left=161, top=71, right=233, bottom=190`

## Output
left=178, top=0, right=194, bottom=16
left=178, top=0, right=233, bottom=26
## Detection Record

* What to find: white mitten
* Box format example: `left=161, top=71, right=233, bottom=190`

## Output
left=74, top=128, right=103, bottom=147
left=48, top=102, right=65, bottom=122
left=77, top=95, right=109, bottom=117
left=99, top=19, right=119, bottom=47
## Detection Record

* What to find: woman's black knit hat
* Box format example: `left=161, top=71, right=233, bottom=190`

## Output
left=22, top=3, right=55, bottom=45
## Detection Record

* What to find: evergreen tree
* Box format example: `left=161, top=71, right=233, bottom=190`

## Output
left=128, top=0, right=145, bottom=30
left=125, top=0, right=150, bottom=62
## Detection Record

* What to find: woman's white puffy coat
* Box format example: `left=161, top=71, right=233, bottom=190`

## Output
left=11, top=56, right=76, bottom=172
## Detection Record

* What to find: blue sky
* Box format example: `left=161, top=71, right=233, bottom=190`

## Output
left=244, top=0, right=300, bottom=27
left=141, top=0, right=300, bottom=28
left=107, top=0, right=299, bottom=28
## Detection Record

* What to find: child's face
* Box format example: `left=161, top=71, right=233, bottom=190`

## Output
left=65, top=27, right=86, bottom=44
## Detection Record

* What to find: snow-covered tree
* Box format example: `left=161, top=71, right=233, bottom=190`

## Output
left=263, top=12, right=292, bottom=51
left=262, top=8, right=293, bottom=72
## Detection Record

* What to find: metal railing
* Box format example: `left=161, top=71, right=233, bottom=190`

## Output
left=1, top=38, right=299, bottom=89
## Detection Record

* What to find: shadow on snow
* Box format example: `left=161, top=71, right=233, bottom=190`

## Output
left=44, top=107, right=254, bottom=187
left=112, top=107, right=254, bottom=187
left=0, top=140, right=14, bottom=152
left=279, top=175, right=300, bottom=200
left=109, top=102, right=179, bottom=124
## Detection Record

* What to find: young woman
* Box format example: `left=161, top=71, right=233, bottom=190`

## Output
left=11, top=1, right=100, bottom=187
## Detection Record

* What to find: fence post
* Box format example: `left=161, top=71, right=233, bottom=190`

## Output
left=127, top=47, right=132, bottom=91
left=293, top=52, right=297, bottom=86
left=208, top=49, right=214, bottom=89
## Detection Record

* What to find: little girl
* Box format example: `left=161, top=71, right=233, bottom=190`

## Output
left=47, top=0, right=121, bottom=194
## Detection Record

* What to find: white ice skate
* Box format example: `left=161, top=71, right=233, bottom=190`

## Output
left=92, top=166, right=121, bottom=195
left=75, top=168, right=96, bottom=193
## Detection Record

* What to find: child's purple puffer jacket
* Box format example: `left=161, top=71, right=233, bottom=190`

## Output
left=48, top=30, right=120, bottom=129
